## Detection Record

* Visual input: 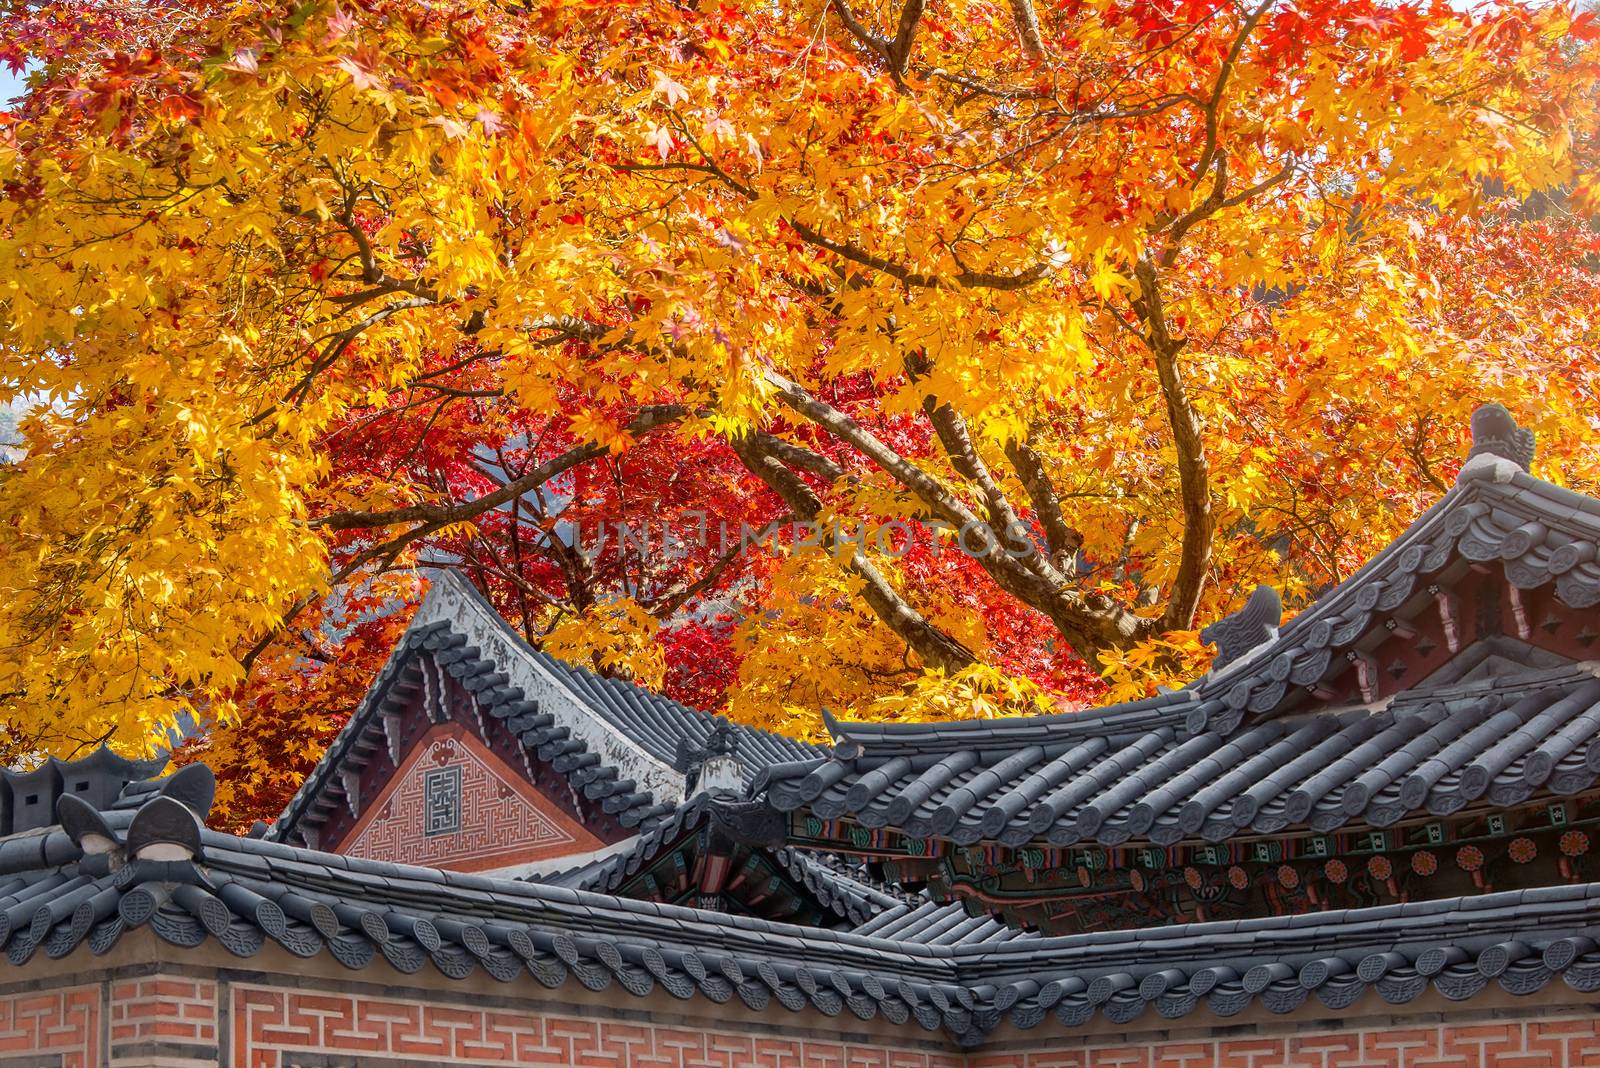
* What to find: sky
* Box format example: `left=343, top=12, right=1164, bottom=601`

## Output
left=0, top=66, right=26, bottom=107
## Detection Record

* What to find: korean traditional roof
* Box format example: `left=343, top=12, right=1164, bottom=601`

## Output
left=14, top=775, right=1600, bottom=1050
left=759, top=424, right=1600, bottom=852
left=0, top=746, right=168, bottom=837
left=270, top=572, right=820, bottom=846
left=765, top=661, right=1600, bottom=849
left=851, top=898, right=1035, bottom=948
left=537, top=791, right=904, bottom=926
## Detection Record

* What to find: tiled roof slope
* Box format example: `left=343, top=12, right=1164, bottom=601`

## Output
left=16, top=778, right=1600, bottom=1050
left=852, top=898, right=1036, bottom=948
left=538, top=793, right=902, bottom=926
left=1184, top=464, right=1600, bottom=732
left=760, top=422, right=1600, bottom=851
left=767, top=662, right=1600, bottom=848
left=270, top=572, right=820, bottom=845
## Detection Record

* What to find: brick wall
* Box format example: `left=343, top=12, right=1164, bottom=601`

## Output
left=971, top=1018, right=1600, bottom=1067
left=335, top=724, right=608, bottom=872
left=228, top=984, right=1600, bottom=1068
left=0, top=974, right=1596, bottom=1067
left=0, top=985, right=98, bottom=1068
left=109, top=975, right=218, bottom=1058
left=231, top=984, right=966, bottom=1068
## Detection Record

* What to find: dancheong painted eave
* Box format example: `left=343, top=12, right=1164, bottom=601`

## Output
left=758, top=404, right=1600, bottom=854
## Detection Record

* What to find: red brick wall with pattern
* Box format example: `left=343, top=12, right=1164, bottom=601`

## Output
left=110, top=975, right=218, bottom=1051
left=1, top=974, right=1597, bottom=1066
left=333, top=723, right=608, bottom=872
left=970, top=1018, right=1600, bottom=1068
left=230, top=984, right=1600, bottom=1068
left=232, top=984, right=967, bottom=1068
left=0, top=985, right=98, bottom=1068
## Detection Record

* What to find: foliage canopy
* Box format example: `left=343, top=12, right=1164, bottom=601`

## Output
left=1, top=0, right=1597, bottom=821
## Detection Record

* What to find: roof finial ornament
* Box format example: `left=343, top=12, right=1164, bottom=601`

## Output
left=1464, top=402, right=1535, bottom=477
left=1200, top=585, right=1283, bottom=670
left=676, top=718, right=747, bottom=797
left=819, top=707, right=864, bottom=761
left=55, top=794, right=122, bottom=856
left=157, top=763, right=217, bottom=820
left=125, top=796, right=205, bottom=862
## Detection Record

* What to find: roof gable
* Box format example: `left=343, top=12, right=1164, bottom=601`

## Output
left=760, top=406, right=1600, bottom=931
left=337, top=723, right=608, bottom=872
left=271, top=571, right=821, bottom=856
left=1185, top=464, right=1600, bottom=733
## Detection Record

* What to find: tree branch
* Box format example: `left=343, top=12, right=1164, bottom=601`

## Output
left=1189, top=0, right=1275, bottom=187
left=923, top=397, right=1062, bottom=586
left=315, top=405, right=686, bottom=531
left=1007, top=0, right=1047, bottom=59
left=1003, top=436, right=1083, bottom=567
left=1133, top=254, right=1214, bottom=630
left=648, top=513, right=795, bottom=618
left=889, top=0, right=927, bottom=74
left=730, top=434, right=976, bottom=672
left=766, top=371, right=1159, bottom=652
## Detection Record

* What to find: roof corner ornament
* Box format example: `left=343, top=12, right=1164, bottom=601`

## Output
left=706, top=798, right=790, bottom=850
left=126, top=796, right=205, bottom=862
left=158, top=763, right=217, bottom=821
left=677, top=719, right=746, bottom=798
left=1200, top=585, right=1283, bottom=670
left=819, top=707, right=864, bottom=760
left=1462, top=402, right=1535, bottom=482
left=56, top=794, right=122, bottom=857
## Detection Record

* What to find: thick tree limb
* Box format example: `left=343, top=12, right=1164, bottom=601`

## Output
left=730, top=434, right=976, bottom=672
left=1133, top=255, right=1214, bottom=631
left=750, top=432, right=847, bottom=483
left=923, top=398, right=1062, bottom=587
left=889, top=0, right=927, bottom=74
left=1003, top=436, right=1083, bottom=567
left=1007, top=0, right=1047, bottom=59
left=764, top=371, right=985, bottom=532
left=765, top=371, right=1158, bottom=651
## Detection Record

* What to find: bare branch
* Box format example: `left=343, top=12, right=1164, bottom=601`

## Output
left=1189, top=0, right=1276, bottom=186
left=648, top=513, right=794, bottom=618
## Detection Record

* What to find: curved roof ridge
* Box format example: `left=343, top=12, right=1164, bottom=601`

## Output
left=17, top=800, right=1600, bottom=1049
left=815, top=688, right=1198, bottom=761
left=270, top=570, right=821, bottom=844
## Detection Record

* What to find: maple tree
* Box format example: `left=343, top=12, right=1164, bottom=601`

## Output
left=1, top=0, right=1598, bottom=821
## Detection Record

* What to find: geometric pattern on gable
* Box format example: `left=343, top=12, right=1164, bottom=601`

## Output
left=335, top=724, right=605, bottom=872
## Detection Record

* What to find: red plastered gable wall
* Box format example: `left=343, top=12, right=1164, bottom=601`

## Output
left=333, top=723, right=607, bottom=872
